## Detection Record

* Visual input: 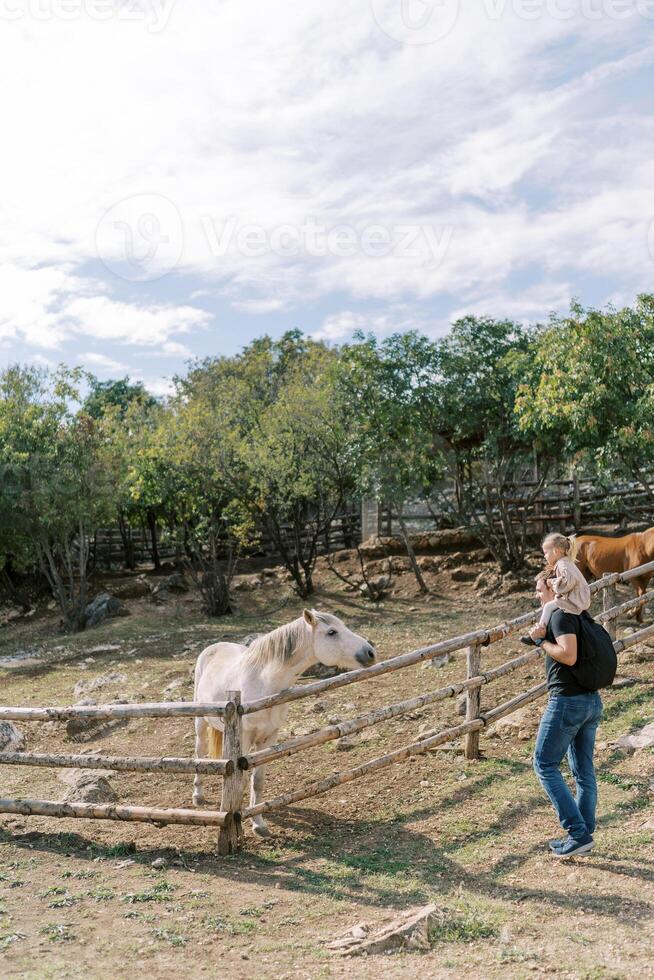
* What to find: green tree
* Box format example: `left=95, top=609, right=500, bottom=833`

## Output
left=515, top=296, right=654, bottom=499
left=0, top=366, right=115, bottom=630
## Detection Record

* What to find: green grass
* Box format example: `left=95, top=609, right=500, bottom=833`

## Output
left=122, top=880, right=176, bottom=904
left=39, top=923, right=75, bottom=943
left=152, top=927, right=188, bottom=947
left=428, top=906, right=499, bottom=944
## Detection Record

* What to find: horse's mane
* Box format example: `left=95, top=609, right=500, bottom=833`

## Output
left=244, top=612, right=338, bottom=667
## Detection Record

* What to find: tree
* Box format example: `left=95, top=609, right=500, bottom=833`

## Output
left=0, top=366, right=115, bottom=630
left=515, top=296, right=654, bottom=500
left=424, top=315, right=551, bottom=568
left=337, top=332, right=439, bottom=592
left=83, top=376, right=157, bottom=420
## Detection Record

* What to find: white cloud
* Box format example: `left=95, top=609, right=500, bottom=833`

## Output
left=0, top=4, right=652, bottom=369
left=79, top=352, right=130, bottom=373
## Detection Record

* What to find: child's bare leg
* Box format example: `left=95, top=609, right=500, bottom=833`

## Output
left=538, top=598, right=559, bottom=628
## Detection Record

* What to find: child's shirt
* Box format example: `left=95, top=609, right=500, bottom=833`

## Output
left=549, top=556, right=591, bottom=615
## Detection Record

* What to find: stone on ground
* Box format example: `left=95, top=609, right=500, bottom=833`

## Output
left=84, top=593, right=130, bottom=629
left=59, top=770, right=118, bottom=804
left=616, top=723, right=654, bottom=750
left=490, top=704, right=543, bottom=740
left=0, top=721, right=25, bottom=752
left=74, top=672, right=128, bottom=700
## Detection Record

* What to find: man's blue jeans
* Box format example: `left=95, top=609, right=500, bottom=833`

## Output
left=533, top=692, right=603, bottom=840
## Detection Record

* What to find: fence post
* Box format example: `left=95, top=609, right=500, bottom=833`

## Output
left=218, top=691, right=245, bottom=856
left=602, top=575, right=617, bottom=641
left=464, top=644, right=482, bottom=760
left=572, top=470, right=581, bottom=529
left=361, top=499, right=380, bottom=543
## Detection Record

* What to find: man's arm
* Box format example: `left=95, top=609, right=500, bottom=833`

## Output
left=541, top=632, right=577, bottom=666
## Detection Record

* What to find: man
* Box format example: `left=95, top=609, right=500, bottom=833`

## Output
left=532, top=571, right=603, bottom=858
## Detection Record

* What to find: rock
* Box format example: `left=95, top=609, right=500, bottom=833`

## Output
left=456, top=695, right=467, bottom=716
left=490, top=704, right=543, bottom=740
left=153, top=573, right=188, bottom=595
left=84, top=593, right=130, bottom=629
left=162, top=678, right=185, bottom=698
left=327, top=904, right=436, bottom=955
left=311, top=700, right=327, bottom=714
left=423, top=653, right=451, bottom=669
left=0, top=721, right=25, bottom=752
left=359, top=528, right=478, bottom=560
left=450, top=568, right=477, bottom=582
left=336, top=737, right=358, bottom=750
left=151, top=857, right=167, bottom=869
left=110, top=578, right=151, bottom=600
left=74, top=672, right=127, bottom=700
left=60, top=771, right=118, bottom=804
left=232, top=574, right=263, bottom=592
left=328, top=715, right=342, bottom=726
left=0, top=607, right=23, bottom=626
left=611, top=676, right=638, bottom=689
left=640, top=816, right=654, bottom=830
left=615, top=724, right=654, bottom=750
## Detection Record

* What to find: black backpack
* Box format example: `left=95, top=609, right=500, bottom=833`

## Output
left=571, top=611, right=618, bottom=691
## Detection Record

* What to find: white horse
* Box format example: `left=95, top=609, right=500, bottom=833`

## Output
left=192, top=608, right=375, bottom=837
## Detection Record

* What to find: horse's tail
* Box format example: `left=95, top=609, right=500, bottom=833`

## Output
left=207, top=725, right=223, bottom=759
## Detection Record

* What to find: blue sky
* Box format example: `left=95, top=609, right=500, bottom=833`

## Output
left=1, top=1, right=654, bottom=394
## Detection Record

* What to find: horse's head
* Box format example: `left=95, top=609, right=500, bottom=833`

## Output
left=303, top=608, right=376, bottom=670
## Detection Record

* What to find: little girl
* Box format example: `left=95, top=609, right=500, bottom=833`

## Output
left=521, top=533, right=591, bottom=646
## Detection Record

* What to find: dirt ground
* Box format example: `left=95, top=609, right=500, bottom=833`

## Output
left=0, top=553, right=653, bottom=980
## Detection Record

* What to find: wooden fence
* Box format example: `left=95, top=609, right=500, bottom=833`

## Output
left=91, top=507, right=362, bottom=569
left=375, top=476, right=654, bottom=537
left=1, top=561, right=653, bottom=853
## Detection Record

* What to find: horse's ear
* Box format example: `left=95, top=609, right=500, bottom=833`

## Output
left=303, top=608, right=317, bottom=627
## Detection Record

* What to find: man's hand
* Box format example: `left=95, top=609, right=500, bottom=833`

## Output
left=530, top=624, right=546, bottom=639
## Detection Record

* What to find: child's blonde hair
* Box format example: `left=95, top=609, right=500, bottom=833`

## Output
left=542, top=532, right=578, bottom=562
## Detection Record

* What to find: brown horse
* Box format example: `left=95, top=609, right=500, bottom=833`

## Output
left=575, top=527, right=654, bottom=621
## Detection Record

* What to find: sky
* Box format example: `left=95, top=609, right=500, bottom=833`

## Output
left=1, top=0, right=654, bottom=395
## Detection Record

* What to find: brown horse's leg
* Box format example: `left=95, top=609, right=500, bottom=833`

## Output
left=631, top=576, right=651, bottom=623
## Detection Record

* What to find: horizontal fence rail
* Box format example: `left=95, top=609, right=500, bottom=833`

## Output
left=0, top=701, right=232, bottom=723
left=0, top=799, right=230, bottom=827
left=0, top=752, right=233, bottom=776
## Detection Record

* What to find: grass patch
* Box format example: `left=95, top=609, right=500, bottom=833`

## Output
left=40, top=923, right=75, bottom=943
left=428, top=905, right=499, bottom=945
left=203, top=913, right=258, bottom=936
left=152, top=927, right=188, bottom=948
left=122, top=881, right=176, bottom=904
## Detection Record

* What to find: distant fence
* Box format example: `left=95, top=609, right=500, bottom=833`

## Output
left=1, top=561, right=652, bottom=854
left=91, top=506, right=362, bottom=569
left=370, top=476, right=654, bottom=538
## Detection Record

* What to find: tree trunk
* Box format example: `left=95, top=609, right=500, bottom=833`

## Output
left=147, top=508, right=160, bottom=571
left=396, top=509, right=429, bottom=594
